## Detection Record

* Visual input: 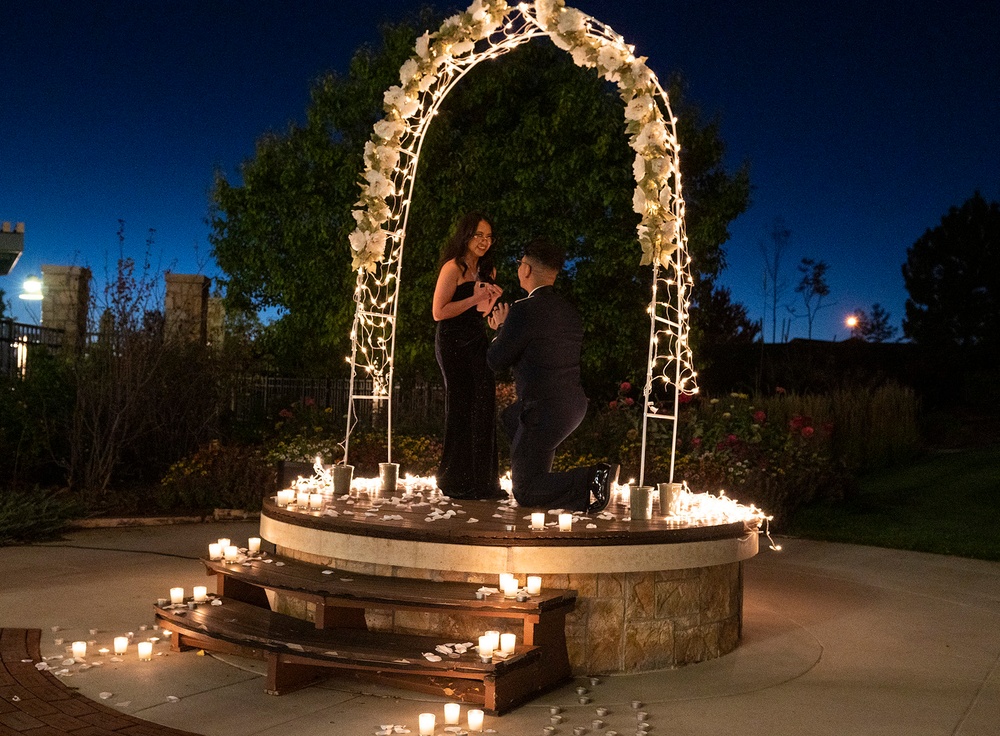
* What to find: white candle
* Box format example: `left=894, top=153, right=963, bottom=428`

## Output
left=478, top=634, right=495, bottom=659
left=277, top=489, right=294, bottom=507
left=498, top=572, right=514, bottom=590
left=418, top=712, right=435, bottom=736
left=531, top=512, right=545, bottom=529
left=468, top=709, right=485, bottom=732
left=217, top=537, right=230, bottom=549
left=309, top=493, right=323, bottom=509
left=72, top=641, right=87, bottom=659
left=484, top=630, right=500, bottom=652
left=500, top=633, right=516, bottom=654
left=137, top=641, right=153, bottom=661
left=502, top=577, right=519, bottom=598
left=193, top=586, right=208, bottom=603
left=444, top=702, right=461, bottom=724
left=296, top=491, right=309, bottom=508
left=526, top=575, right=542, bottom=596
left=224, top=545, right=239, bottom=561
left=558, top=513, right=573, bottom=531
left=208, top=543, right=222, bottom=560
left=114, top=636, right=128, bottom=655
left=169, top=587, right=184, bottom=605
left=248, top=537, right=261, bottom=553
left=98, top=647, right=109, bottom=656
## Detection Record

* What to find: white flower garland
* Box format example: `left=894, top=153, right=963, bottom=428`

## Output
left=348, top=0, right=683, bottom=272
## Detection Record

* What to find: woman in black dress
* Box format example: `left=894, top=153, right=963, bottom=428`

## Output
left=432, top=212, right=504, bottom=500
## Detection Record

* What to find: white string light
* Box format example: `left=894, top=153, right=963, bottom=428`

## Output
left=344, top=0, right=699, bottom=486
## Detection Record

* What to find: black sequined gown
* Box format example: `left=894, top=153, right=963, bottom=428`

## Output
left=434, top=281, right=502, bottom=499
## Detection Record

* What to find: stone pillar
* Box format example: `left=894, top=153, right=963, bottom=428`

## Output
left=207, top=295, right=225, bottom=348
left=164, top=273, right=209, bottom=344
left=41, top=265, right=91, bottom=352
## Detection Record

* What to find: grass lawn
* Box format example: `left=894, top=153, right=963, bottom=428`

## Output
left=786, top=445, right=1000, bottom=561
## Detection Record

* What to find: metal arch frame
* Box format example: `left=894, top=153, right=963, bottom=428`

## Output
left=344, top=2, right=697, bottom=486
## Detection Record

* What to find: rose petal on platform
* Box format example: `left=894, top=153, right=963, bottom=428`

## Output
left=99, top=692, right=113, bottom=700
left=166, top=696, right=180, bottom=703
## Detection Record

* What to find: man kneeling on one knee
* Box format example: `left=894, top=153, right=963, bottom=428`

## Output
left=487, top=236, right=618, bottom=513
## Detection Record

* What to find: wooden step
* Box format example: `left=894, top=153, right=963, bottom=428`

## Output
left=155, top=598, right=542, bottom=713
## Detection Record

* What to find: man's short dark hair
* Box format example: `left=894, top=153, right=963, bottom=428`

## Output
left=523, top=237, right=565, bottom=272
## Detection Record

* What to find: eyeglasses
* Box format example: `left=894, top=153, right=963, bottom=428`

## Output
left=471, top=232, right=493, bottom=242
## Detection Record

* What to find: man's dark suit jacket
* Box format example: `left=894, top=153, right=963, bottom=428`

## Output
left=486, top=285, right=584, bottom=402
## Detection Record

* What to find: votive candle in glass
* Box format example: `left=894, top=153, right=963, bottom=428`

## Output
left=478, top=634, right=495, bottom=660
left=468, top=709, right=485, bottom=732
left=137, top=641, right=153, bottom=661
left=296, top=491, right=309, bottom=508
left=114, top=636, right=128, bottom=655
left=500, top=633, right=516, bottom=654
left=224, top=545, right=239, bottom=561
left=444, top=702, right=461, bottom=724
left=502, top=577, right=519, bottom=598
left=193, top=586, right=208, bottom=603
left=208, top=543, right=222, bottom=560
left=217, top=537, right=230, bottom=549
left=530, top=512, right=545, bottom=530
left=277, top=489, right=294, bottom=507
left=499, top=572, right=514, bottom=590
left=309, top=493, right=323, bottom=509
left=526, top=575, right=542, bottom=596
left=418, top=712, right=435, bottom=736
left=558, top=513, right=573, bottom=531
left=169, top=587, right=184, bottom=605
left=248, top=537, right=261, bottom=553
left=72, top=641, right=87, bottom=659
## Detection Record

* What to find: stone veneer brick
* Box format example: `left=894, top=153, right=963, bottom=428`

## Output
left=278, top=545, right=744, bottom=674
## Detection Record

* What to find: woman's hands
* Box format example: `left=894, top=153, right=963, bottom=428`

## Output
left=475, top=281, right=503, bottom=314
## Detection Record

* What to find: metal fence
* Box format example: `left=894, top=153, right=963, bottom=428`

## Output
left=0, top=320, right=64, bottom=377
left=231, top=375, right=445, bottom=432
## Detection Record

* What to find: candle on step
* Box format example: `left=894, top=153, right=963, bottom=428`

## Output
left=208, top=543, right=222, bottom=560
left=114, top=637, right=128, bottom=655
left=499, top=572, right=514, bottom=590
left=527, top=575, right=542, bottom=596
left=468, top=709, right=485, bottom=732
left=193, top=586, right=208, bottom=603
left=277, top=489, right=294, bottom=507
left=500, top=633, right=516, bottom=654
left=558, top=513, right=573, bottom=531
left=478, top=634, right=494, bottom=660
left=501, top=576, right=519, bottom=598
left=72, top=641, right=86, bottom=658
left=530, top=512, right=545, bottom=530
left=137, top=641, right=153, bottom=661
left=418, top=712, right=435, bottom=735
left=444, top=702, right=461, bottom=724
left=248, top=537, right=261, bottom=553
left=224, top=545, right=239, bottom=561
left=217, top=537, right=230, bottom=549
left=169, top=587, right=184, bottom=605
left=296, top=491, right=309, bottom=508
left=309, top=493, right=323, bottom=509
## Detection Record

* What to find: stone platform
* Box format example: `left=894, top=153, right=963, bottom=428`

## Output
left=260, top=491, right=759, bottom=674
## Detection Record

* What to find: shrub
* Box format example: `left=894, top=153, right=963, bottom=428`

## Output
left=0, top=486, right=78, bottom=546
left=158, top=442, right=275, bottom=512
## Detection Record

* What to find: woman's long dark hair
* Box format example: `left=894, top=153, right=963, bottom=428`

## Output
left=438, top=211, right=496, bottom=281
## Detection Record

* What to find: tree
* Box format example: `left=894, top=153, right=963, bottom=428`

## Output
left=793, top=257, right=833, bottom=339
left=210, top=11, right=751, bottom=394
left=902, top=192, right=1000, bottom=352
left=759, top=218, right=790, bottom=343
left=0, top=288, right=8, bottom=319
left=857, top=303, right=897, bottom=343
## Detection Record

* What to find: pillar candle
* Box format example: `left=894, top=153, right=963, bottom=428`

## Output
left=208, top=543, right=222, bottom=560
left=444, top=702, right=461, bottom=724
left=418, top=712, right=435, bottom=736
left=248, top=537, right=261, bottom=553
left=501, top=577, right=519, bottom=598
left=478, top=634, right=495, bottom=659
left=530, top=512, right=545, bottom=529
left=277, top=489, right=294, bottom=507
left=558, top=513, right=573, bottom=531
left=468, top=709, right=484, bottom=732
left=498, top=572, right=514, bottom=590
left=309, top=493, right=323, bottom=509
left=500, top=633, right=516, bottom=654
left=169, top=587, right=184, bottom=605
left=526, top=575, right=542, bottom=596
left=217, top=537, right=230, bottom=549
left=137, top=641, right=153, bottom=661
left=193, top=586, right=208, bottom=603
left=114, top=636, right=128, bottom=655
left=224, top=545, right=239, bottom=561
left=72, top=641, right=87, bottom=658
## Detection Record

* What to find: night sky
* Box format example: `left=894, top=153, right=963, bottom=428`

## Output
left=3, top=0, right=997, bottom=342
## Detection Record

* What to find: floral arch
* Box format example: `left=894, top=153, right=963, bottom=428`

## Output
left=345, top=0, right=698, bottom=485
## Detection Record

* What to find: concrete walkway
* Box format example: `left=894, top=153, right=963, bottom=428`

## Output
left=2, top=523, right=998, bottom=735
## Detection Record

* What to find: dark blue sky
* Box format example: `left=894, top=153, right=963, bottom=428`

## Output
left=3, top=0, right=997, bottom=341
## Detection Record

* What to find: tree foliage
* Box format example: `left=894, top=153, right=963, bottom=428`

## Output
left=857, top=303, right=897, bottom=343
left=210, top=11, right=751, bottom=394
left=903, top=192, right=1000, bottom=352
left=794, top=257, right=832, bottom=339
